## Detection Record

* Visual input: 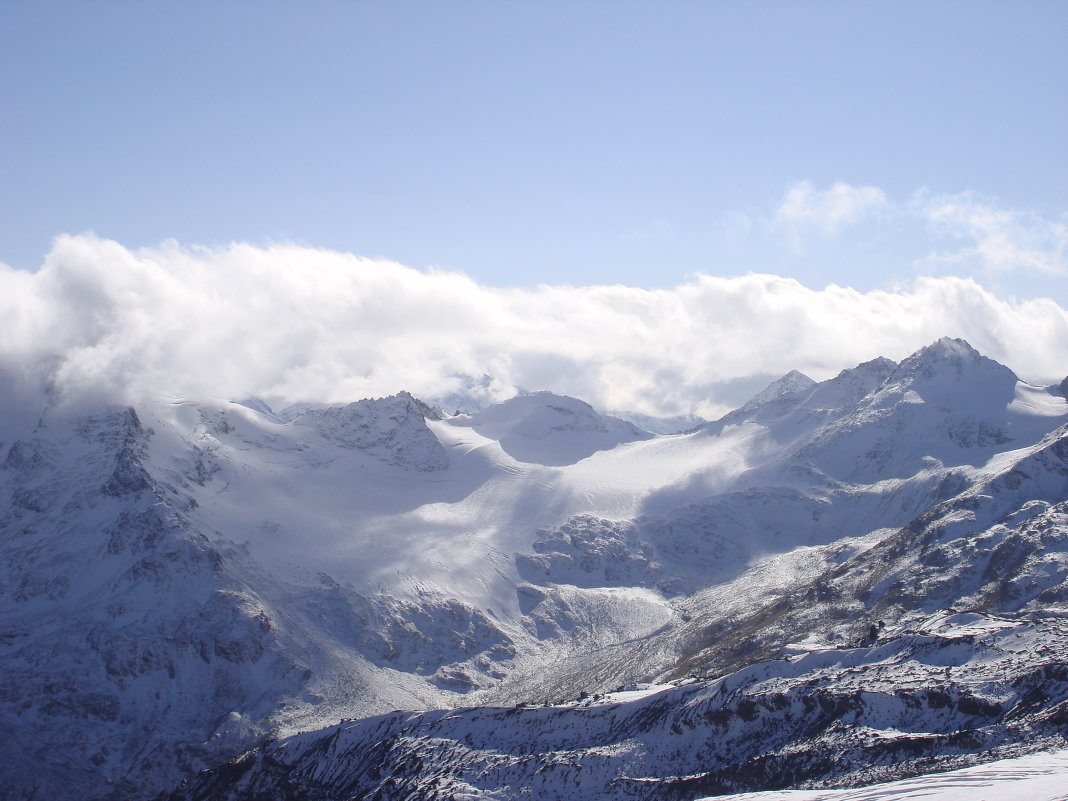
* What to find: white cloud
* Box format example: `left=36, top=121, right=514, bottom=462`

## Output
left=921, top=192, right=1068, bottom=276
left=775, top=181, right=889, bottom=233
left=1, top=234, right=1065, bottom=420
left=770, top=182, right=1067, bottom=283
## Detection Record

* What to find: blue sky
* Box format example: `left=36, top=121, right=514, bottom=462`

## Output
left=2, top=1, right=1065, bottom=302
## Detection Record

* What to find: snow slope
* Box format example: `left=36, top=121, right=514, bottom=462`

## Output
left=709, top=748, right=1068, bottom=801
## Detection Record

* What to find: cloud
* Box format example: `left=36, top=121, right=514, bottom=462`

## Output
left=921, top=192, right=1068, bottom=276
left=770, top=181, right=1067, bottom=282
left=1, top=234, right=1065, bottom=420
left=775, top=181, right=889, bottom=233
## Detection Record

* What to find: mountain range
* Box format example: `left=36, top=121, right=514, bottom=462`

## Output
left=1, top=337, right=1066, bottom=800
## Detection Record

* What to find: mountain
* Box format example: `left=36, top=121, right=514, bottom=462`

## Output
left=165, top=410, right=1068, bottom=800
left=1, top=339, right=1066, bottom=800
left=738, top=368, right=816, bottom=413
left=459, top=391, right=654, bottom=466
left=163, top=610, right=1068, bottom=801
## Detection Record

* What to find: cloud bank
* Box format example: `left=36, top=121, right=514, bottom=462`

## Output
left=1, top=234, right=1065, bottom=420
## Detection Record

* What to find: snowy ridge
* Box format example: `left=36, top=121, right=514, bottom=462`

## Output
left=460, top=391, right=653, bottom=466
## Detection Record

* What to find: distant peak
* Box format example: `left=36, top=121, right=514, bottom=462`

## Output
left=235, top=397, right=278, bottom=419
left=899, top=338, right=1011, bottom=379
left=862, top=337, right=1018, bottom=413
left=925, top=337, right=979, bottom=358
left=860, top=356, right=897, bottom=371
left=529, top=390, right=593, bottom=407
left=774, top=370, right=817, bottom=395
left=384, top=391, right=443, bottom=420
left=740, top=369, right=816, bottom=412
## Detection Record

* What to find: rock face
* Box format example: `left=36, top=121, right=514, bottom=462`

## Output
left=2, top=343, right=1067, bottom=801
left=295, top=391, right=449, bottom=471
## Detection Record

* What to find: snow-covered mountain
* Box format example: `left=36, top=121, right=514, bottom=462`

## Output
left=162, top=611, right=1068, bottom=801
left=1, top=338, right=1066, bottom=800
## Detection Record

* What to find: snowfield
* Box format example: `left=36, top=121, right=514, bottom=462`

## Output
left=711, top=748, right=1068, bottom=801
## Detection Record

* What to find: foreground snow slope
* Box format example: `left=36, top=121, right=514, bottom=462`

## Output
left=709, top=748, right=1068, bottom=801
left=2, top=338, right=1066, bottom=800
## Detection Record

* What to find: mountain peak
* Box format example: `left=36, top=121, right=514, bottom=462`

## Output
left=295, top=392, right=448, bottom=470
left=462, top=391, right=652, bottom=466
left=890, top=338, right=1017, bottom=390
left=740, top=369, right=816, bottom=412
left=921, top=336, right=981, bottom=362
left=932, top=335, right=974, bottom=352
left=394, top=390, right=445, bottom=421
left=908, top=337, right=984, bottom=368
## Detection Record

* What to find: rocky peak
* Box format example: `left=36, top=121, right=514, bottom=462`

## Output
left=296, top=391, right=448, bottom=471
left=393, top=389, right=445, bottom=421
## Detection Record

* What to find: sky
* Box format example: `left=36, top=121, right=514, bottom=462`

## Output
left=1, top=2, right=1066, bottom=418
